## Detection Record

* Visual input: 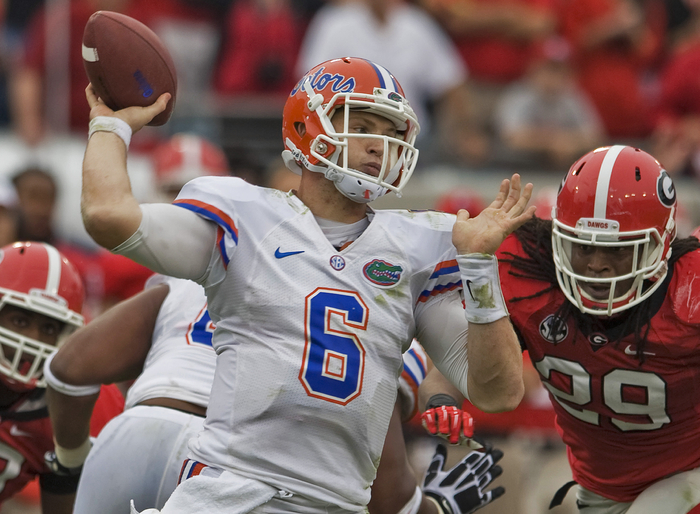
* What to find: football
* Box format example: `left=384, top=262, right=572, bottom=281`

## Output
left=82, top=11, right=177, bottom=126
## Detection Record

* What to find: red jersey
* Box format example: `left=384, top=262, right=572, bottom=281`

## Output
left=497, top=233, right=700, bottom=502
left=0, top=385, right=122, bottom=505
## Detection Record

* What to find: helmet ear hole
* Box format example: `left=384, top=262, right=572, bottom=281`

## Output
left=294, top=122, right=306, bottom=137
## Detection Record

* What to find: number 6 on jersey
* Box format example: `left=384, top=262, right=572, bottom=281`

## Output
left=300, top=288, right=368, bottom=404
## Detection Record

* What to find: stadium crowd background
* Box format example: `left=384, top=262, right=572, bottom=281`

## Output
left=0, top=0, right=699, bottom=512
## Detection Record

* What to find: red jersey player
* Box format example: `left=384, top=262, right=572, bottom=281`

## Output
left=0, top=241, right=121, bottom=514
left=422, top=145, right=700, bottom=513
left=497, top=145, right=700, bottom=513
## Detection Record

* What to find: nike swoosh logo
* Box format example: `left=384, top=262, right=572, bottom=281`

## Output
left=465, top=280, right=475, bottom=301
left=10, top=425, right=31, bottom=438
left=275, top=248, right=305, bottom=259
left=624, top=345, right=655, bottom=356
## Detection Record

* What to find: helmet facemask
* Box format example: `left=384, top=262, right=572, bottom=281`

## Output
left=0, top=288, right=83, bottom=390
left=552, top=213, right=674, bottom=316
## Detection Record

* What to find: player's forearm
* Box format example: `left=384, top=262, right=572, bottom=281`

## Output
left=418, top=367, right=465, bottom=412
left=45, top=387, right=98, bottom=449
left=466, top=319, right=523, bottom=412
left=82, top=131, right=142, bottom=249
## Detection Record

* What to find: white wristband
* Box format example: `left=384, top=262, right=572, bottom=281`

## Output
left=54, top=438, right=92, bottom=468
left=457, top=253, right=509, bottom=324
left=88, top=116, right=132, bottom=149
left=397, top=486, right=423, bottom=514
left=43, top=352, right=101, bottom=397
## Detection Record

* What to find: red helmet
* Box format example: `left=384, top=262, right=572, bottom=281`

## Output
left=0, top=242, right=84, bottom=390
left=281, top=57, right=420, bottom=203
left=152, top=133, right=229, bottom=191
left=552, top=145, right=677, bottom=316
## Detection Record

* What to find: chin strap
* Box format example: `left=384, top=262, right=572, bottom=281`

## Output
left=326, top=168, right=387, bottom=203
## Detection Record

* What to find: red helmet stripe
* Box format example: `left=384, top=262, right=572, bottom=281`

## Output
left=594, top=145, right=625, bottom=219
left=43, top=243, right=62, bottom=294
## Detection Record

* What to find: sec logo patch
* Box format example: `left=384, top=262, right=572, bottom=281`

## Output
left=539, top=315, right=568, bottom=344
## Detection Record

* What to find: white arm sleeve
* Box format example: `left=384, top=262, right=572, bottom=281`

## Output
left=415, top=290, right=471, bottom=401
left=111, top=203, right=218, bottom=282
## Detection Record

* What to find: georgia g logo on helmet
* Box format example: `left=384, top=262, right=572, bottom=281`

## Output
left=656, top=169, right=676, bottom=208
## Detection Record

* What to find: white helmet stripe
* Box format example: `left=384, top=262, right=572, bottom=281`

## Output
left=594, top=145, right=625, bottom=219
left=366, top=60, right=398, bottom=93
left=42, top=244, right=62, bottom=294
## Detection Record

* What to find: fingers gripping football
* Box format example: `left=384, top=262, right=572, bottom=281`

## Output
left=423, top=444, right=505, bottom=514
left=86, top=84, right=172, bottom=134
left=421, top=406, right=482, bottom=449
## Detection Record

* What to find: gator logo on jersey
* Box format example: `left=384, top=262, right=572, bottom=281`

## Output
left=290, top=67, right=355, bottom=97
left=363, top=259, right=402, bottom=286
left=539, top=314, right=568, bottom=344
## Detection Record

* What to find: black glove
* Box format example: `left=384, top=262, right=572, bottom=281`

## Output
left=44, top=450, right=84, bottom=477
left=422, top=444, right=505, bottom=514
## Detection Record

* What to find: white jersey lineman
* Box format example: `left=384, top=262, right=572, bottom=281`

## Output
left=74, top=276, right=216, bottom=514
left=172, top=177, right=462, bottom=511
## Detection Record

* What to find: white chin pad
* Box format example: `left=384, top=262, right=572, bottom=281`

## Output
left=332, top=173, right=386, bottom=203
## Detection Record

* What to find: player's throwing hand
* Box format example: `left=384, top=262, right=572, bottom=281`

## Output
left=423, top=444, right=505, bottom=514
left=85, top=83, right=171, bottom=134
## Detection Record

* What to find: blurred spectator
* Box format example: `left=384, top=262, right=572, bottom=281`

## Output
left=9, top=165, right=153, bottom=319
left=11, top=166, right=56, bottom=243
left=0, top=0, right=46, bottom=131
left=296, top=0, right=482, bottom=165
left=493, top=37, right=604, bottom=170
left=2, top=1, right=45, bottom=56
left=663, top=0, right=695, bottom=48
left=559, top=0, right=667, bottom=139
left=214, top=0, right=304, bottom=96
left=9, top=0, right=132, bottom=146
left=651, top=0, right=700, bottom=178
left=419, top=0, right=558, bottom=161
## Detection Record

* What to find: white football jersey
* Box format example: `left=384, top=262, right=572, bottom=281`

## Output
left=125, top=275, right=217, bottom=410
left=174, top=177, right=462, bottom=510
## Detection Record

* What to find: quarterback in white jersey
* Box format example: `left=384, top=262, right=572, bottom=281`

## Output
left=171, top=177, right=463, bottom=507
left=78, top=56, right=534, bottom=513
